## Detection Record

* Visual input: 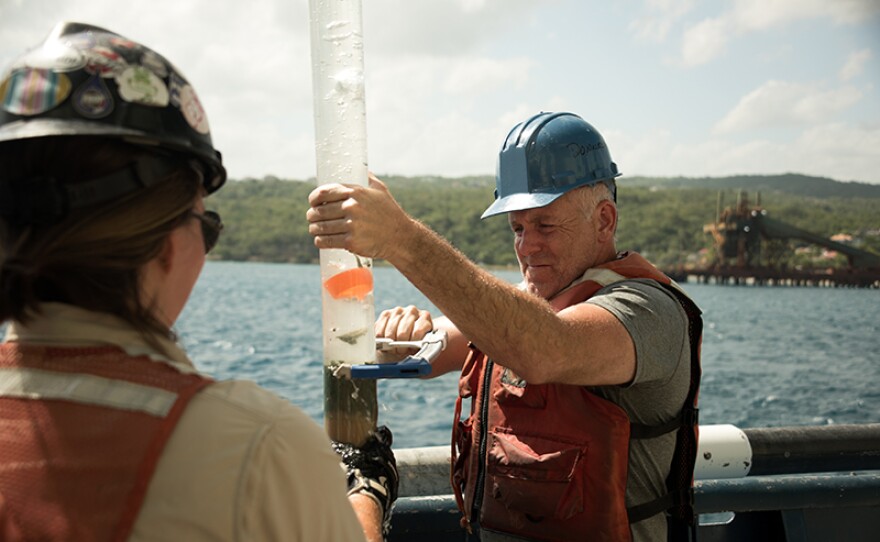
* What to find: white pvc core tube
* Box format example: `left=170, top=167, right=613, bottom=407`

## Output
left=309, top=0, right=376, bottom=446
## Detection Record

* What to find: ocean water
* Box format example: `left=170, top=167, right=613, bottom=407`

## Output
left=174, top=261, right=878, bottom=449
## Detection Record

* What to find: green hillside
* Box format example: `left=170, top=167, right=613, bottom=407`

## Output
left=624, top=173, right=880, bottom=199
left=208, top=174, right=880, bottom=269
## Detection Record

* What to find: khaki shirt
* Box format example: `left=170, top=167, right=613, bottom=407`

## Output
left=4, top=304, right=367, bottom=542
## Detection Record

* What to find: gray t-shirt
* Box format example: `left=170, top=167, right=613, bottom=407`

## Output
left=587, top=279, right=692, bottom=542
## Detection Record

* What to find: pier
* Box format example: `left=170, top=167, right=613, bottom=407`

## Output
left=666, top=191, right=880, bottom=288
left=670, top=267, right=880, bottom=288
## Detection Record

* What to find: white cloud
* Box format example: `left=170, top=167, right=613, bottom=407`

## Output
left=714, top=81, right=863, bottom=133
left=731, top=0, right=822, bottom=30
left=791, top=87, right=863, bottom=122
left=441, top=57, right=533, bottom=96
left=731, top=0, right=880, bottom=30
left=360, top=52, right=537, bottom=177
left=363, top=0, right=538, bottom=56
left=220, top=119, right=315, bottom=181
left=608, top=127, right=675, bottom=176
left=795, top=123, right=880, bottom=180
left=622, top=122, right=880, bottom=183
left=366, top=99, right=564, bottom=178
left=368, top=111, right=499, bottom=177
left=458, top=0, right=489, bottom=14
left=840, top=49, right=873, bottom=81
left=1, top=0, right=878, bottom=184
left=678, top=0, right=880, bottom=66
left=629, top=0, right=696, bottom=43
left=680, top=17, right=731, bottom=67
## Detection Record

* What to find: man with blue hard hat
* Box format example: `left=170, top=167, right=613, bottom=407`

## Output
left=308, top=111, right=703, bottom=542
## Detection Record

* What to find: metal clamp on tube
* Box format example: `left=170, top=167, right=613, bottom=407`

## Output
left=335, top=330, right=447, bottom=379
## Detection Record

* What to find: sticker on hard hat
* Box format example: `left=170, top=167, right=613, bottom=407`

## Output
left=72, top=75, right=114, bottom=119
left=116, top=66, right=169, bottom=107
left=178, top=85, right=210, bottom=135
left=83, top=46, right=127, bottom=78
left=62, top=32, right=98, bottom=52
left=140, top=51, right=168, bottom=78
left=0, top=68, right=72, bottom=116
left=15, top=43, right=85, bottom=73
left=108, top=36, right=138, bottom=50
left=168, top=72, right=185, bottom=108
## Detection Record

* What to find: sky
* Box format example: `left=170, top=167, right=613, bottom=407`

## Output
left=2, top=0, right=879, bottom=184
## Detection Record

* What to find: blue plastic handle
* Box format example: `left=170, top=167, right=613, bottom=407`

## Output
left=348, top=356, right=432, bottom=379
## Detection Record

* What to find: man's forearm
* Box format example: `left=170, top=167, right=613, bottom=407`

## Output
left=385, top=217, right=564, bottom=383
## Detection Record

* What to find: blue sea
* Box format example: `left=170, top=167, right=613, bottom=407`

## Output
left=176, top=261, right=879, bottom=449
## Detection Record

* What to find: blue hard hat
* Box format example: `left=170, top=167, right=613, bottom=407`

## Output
left=481, top=112, right=620, bottom=219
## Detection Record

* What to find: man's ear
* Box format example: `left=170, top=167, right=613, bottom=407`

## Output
left=596, top=200, right=617, bottom=243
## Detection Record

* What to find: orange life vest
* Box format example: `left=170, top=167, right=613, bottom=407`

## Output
left=451, top=252, right=702, bottom=541
left=0, top=343, right=212, bottom=542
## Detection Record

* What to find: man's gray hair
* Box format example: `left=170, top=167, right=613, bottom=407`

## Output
left=574, top=182, right=615, bottom=219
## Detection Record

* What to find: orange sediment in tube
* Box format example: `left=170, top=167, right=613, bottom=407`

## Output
left=324, top=267, right=374, bottom=300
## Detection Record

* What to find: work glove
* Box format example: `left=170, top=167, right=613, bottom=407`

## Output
left=332, top=425, right=399, bottom=535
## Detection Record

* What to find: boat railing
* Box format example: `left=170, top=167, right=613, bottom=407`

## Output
left=389, top=423, right=880, bottom=541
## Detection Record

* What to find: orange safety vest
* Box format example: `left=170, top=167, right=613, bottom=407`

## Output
left=0, top=343, right=212, bottom=542
left=451, top=252, right=702, bottom=542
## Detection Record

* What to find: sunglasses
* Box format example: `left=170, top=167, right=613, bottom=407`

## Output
left=189, top=210, right=223, bottom=254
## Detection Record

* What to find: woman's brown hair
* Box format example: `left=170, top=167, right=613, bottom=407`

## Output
left=0, top=136, right=202, bottom=348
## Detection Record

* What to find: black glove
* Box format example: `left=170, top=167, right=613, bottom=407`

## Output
left=332, top=425, right=399, bottom=535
